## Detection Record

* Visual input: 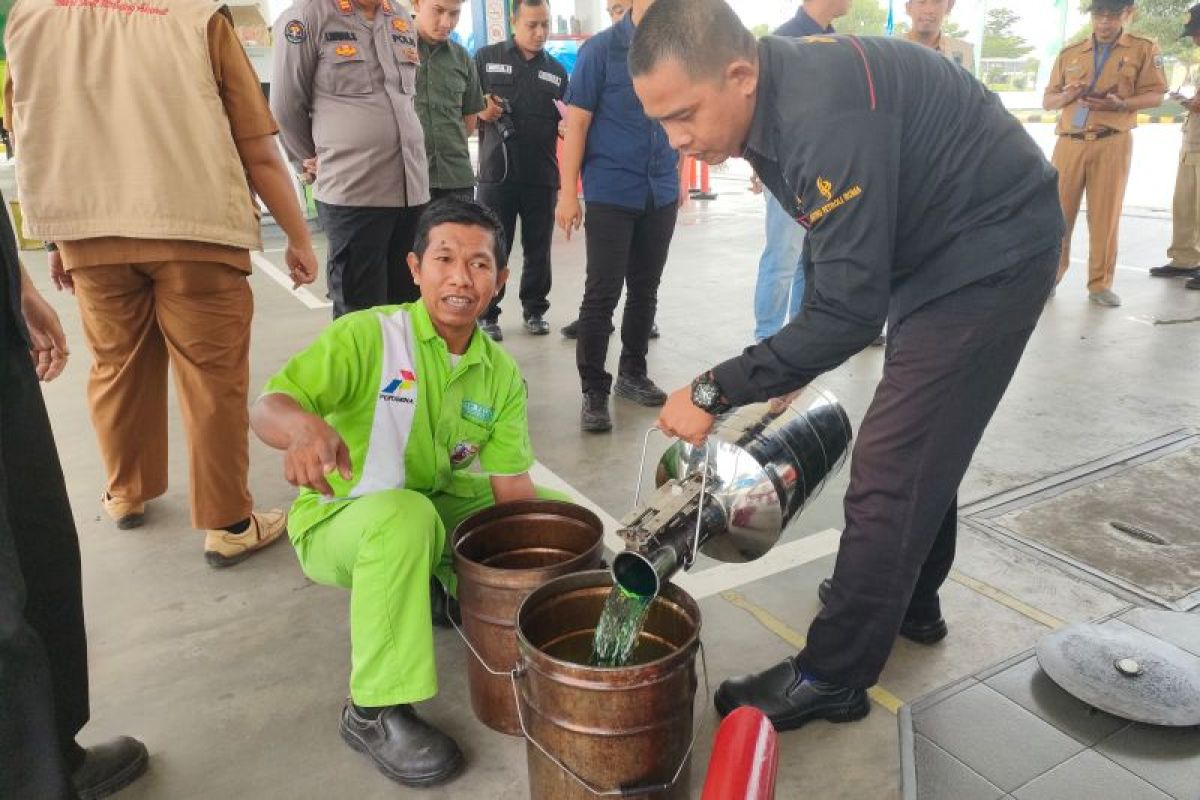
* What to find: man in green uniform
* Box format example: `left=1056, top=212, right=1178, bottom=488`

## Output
left=251, top=197, right=562, bottom=787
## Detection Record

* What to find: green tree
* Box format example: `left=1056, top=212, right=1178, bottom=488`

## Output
left=983, top=7, right=1034, bottom=58
left=840, top=0, right=890, bottom=36
left=1130, top=0, right=1194, bottom=60
left=751, top=23, right=770, bottom=38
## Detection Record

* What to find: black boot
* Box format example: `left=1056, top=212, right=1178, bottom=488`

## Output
left=430, top=578, right=460, bottom=629
left=714, top=657, right=869, bottom=731
left=72, top=736, right=149, bottom=800
left=340, top=703, right=463, bottom=787
left=818, top=578, right=948, bottom=645
left=581, top=391, right=612, bottom=432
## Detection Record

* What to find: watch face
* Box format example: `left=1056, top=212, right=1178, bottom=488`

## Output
left=693, top=381, right=718, bottom=408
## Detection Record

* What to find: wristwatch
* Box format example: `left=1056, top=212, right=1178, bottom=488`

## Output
left=690, top=370, right=732, bottom=416
left=43, top=241, right=58, bottom=252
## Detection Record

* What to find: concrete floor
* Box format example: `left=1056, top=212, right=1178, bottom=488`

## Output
left=11, top=145, right=1200, bottom=799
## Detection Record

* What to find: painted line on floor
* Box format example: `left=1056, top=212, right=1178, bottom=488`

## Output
left=720, top=590, right=904, bottom=715
left=529, top=461, right=842, bottom=600
left=250, top=251, right=332, bottom=310
left=1068, top=257, right=1147, bottom=276
left=948, top=569, right=1067, bottom=630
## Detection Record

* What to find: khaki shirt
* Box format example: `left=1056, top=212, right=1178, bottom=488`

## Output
left=1044, top=32, right=1167, bottom=135
left=1184, top=105, right=1200, bottom=152
left=906, top=31, right=975, bottom=75
left=415, top=36, right=486, bottom=190
left=271, top=0, right=429, bottom=208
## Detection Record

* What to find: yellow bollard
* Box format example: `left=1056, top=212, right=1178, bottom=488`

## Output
left=8, top=200, right=43, bottom=251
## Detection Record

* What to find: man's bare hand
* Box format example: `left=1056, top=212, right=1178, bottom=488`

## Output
left=655, top=386, right=716, bottom=447
left=283, top=417, right=352, bottom=497
left=301, top=156, right=318, bottom=184
left=48, top=249, right=73, bottom=294
left=749, top=173, right=764, bottom=195
left=555, top=193, right=583, bottom=240
left=21, top=281, right=69, bottom=382
left=479, top=95, right=504, bottom=123
left=285, top=240, right=319, bottom=288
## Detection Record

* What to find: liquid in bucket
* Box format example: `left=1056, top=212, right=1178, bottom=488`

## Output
left=589, top=585, right=654, bottom=667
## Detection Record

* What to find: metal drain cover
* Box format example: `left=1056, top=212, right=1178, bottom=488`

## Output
left=1036, top=614, right=1200, bottom=726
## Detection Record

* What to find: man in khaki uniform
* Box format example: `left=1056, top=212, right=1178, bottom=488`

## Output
left=1152, top=3, right=1200, bottom=288
left=5, top=0, right=318, bottom=565
left=1043, top=0, right=1166, bottom=307
left=904, top=0, right=974, bottom=74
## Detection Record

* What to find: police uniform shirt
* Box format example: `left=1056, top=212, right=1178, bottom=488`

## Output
left=473, top=39, right=568, bottom=188
left=905, top=30, right=975, bottom=75
left=271, top=0, right=430, bottom=208
left=1045, top=32, right=1167, bottom=135
left=711, top=35, right=1063, bottom=404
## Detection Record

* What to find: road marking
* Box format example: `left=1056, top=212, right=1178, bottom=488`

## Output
left=1068, top=257, right=1146, bottom=275
left=250, top=251, right=332, bottom=309
left=720, top=590, right=904, bottom=714
left=948, top=569, right=1067, bottom=630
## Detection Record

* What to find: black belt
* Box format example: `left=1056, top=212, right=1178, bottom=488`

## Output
left=1065, top=129, right=1123, bottom=141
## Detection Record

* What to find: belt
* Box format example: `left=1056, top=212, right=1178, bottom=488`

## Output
left=1065, top=129, right=1123, bottom=141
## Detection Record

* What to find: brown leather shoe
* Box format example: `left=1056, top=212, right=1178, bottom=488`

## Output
left=101, top=492, right=145, bottom=530
left=204, top=509, right=287, bottom=568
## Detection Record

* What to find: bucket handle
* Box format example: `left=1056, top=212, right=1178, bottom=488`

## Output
left=632, top=428, right=712, bottom=571
left=510, top=640, right=711, bottom=798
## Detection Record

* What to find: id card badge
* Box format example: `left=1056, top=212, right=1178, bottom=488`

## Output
left=1072, top=105, right=1090, bottom=130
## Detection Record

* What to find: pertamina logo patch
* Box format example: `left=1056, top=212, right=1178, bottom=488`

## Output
left=449, top=441, right=480, bottom=467
left=380, top=369, right=417, bottom=403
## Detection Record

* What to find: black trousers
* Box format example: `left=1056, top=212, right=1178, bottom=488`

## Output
left=476, top=182, right=556, bottom=322
left=315, top=202, right=423, bottom=319
left=799, top=247, right=1058, bottom=688
left=577, top=201, right=677, bottom=394
left=0, top=344, right=89, bottom=800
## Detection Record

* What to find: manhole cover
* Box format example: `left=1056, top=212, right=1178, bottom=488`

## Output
left=965, top=432, right=1200, bottom=610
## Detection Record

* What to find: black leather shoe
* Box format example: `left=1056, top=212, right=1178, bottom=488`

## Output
left=523, top=315, right=550, bottom=335
left=614, top=374, right=668, bottom=407
left=581, top=391, right=612, bottom=432
left=561, top=320, right=614, bottom=339
left=340, top=703, right=463, bottom=787
left=1149, top=264, right=1200, bottom=277
left=479, top=319, right=503, bottom=342
left=73, top=736, right=149, bottom=800
left=1187, top=274, right=1200, bottom=290
left=714, top=658, right=869, bottom=731
left=430, top=578, right=461, bottom=628
left=817, top=579, right=948, bottom=645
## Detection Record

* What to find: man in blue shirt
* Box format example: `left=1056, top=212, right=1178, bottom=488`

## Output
left=554, top=0, right=678, bottom=432
left=752, top=0, right=847, bottom=342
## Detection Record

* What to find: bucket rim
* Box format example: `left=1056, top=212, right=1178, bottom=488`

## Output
left=515, top=569, right=702, bottom=679
left=451, top=499, right=605, bottom=581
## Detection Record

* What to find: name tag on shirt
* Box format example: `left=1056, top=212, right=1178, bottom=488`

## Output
left=538, top=70, right=562, bottom=87
left=486, top=63, right=513, bottom=74
left=324, top=31, right=357, bottom=41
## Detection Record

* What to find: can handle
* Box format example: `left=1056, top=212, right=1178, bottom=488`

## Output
left=510, top=640, right=710, bottom=798
left=442, top=582, right=511, bottom=677
left=631, top=428, right=713, bottom=573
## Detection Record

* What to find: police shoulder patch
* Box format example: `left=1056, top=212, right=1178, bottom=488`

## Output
left=284, top=19, right=307, bottom=44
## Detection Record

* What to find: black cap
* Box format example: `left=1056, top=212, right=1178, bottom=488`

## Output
left=1184, top=3, right=1200, bottom=36
left=1088, top=0, right=1133, bottom=11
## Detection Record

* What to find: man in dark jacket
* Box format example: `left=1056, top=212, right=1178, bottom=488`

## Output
left=631, top=0, right=1062, bottom=729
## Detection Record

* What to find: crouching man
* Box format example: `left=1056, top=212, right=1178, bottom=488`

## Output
left=250, top=198, right=563, bottom=787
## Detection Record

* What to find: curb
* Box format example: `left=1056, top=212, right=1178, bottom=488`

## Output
left=1012, top=113, right=1186, bottom=124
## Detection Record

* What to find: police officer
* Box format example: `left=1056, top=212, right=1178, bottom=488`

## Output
left=904, top=0, right=975, bottom=74
left=474, top=0, right=568, bottom=341
left=272, top=0, right=430, bottom=318
left=631, top=0, right=1063, bottom=730
left=1152, top=4, right=1200, bottom=288
left=1043, top=0, right=1166, bottom=307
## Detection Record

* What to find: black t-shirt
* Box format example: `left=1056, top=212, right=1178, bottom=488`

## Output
left=0, top=190, right=28, bottom=348
left=715, top=35, right=1063, bottom=404
left=474, top=39, right=568, bottom=188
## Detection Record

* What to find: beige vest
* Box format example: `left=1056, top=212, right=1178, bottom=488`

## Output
left=6, top=0, right=261, bottom=249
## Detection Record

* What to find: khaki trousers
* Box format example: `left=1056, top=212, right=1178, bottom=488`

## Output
left=1052, top=132, right=1133, bottom=292
left=71, top=261, right=253, bottom=530
left=1168, top=151, right=1200, bottom=268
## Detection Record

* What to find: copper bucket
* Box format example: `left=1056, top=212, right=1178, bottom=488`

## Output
left=453, top=500, right=604, bottom=735
left=514, top=570, right=703, bottom=799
